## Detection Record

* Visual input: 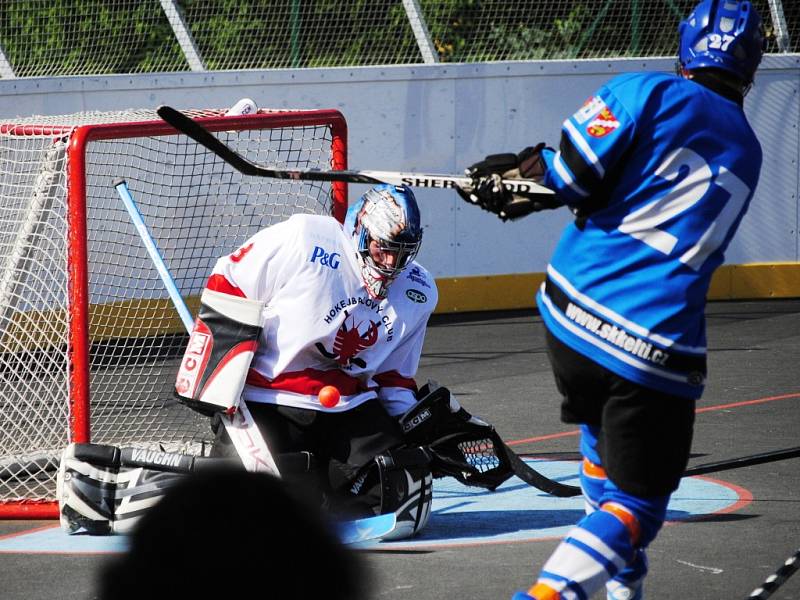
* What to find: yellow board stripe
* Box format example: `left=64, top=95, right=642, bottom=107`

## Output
left=1, top=264, right=797, bottom=349
left=434, top=262, right=800, bottom=314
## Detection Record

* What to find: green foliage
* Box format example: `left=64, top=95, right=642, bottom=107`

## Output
left=0, top=0, right=795, bottom=76
left=0, top=0, right=185, bottom=77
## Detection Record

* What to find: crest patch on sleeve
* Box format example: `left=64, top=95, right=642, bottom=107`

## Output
left=586, top=105, right=620, bottom=138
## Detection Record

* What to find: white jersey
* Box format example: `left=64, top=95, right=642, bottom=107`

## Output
left=207, top=214, right=438, bottom=416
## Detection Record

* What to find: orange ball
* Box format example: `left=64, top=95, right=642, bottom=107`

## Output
left=318, top=385, right=341, bottom=408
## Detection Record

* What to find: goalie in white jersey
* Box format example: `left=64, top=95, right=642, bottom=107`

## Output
left=58, top=181, right=528, bottom=538
left=198, top=183, right=438, bottom=535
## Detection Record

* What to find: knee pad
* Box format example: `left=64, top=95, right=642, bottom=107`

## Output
left=579, top=425, right=669, bottom=549
left=599, top=487, right=669, bottom=550
left=580, top=456, right=607, bottom=512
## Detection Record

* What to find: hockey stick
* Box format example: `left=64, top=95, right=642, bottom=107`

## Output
left=524, top=446, right=800, bottom=479
left=498, top=443, right=581, bottom=497
left=684, top=446, right=800, bottom=477
left=113, top=179, right=280, bottom=477
left=155, top=105, right=554, bottom=196
left=502, top=445, right=800, bottom=498
left=746, top=548, right=800, bottom=599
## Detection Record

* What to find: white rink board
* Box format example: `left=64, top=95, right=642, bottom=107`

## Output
left=0, top=56, right=797, bottom=280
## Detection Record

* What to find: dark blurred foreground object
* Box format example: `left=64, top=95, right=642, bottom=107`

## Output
left=98, top=468, right=369, bottom=600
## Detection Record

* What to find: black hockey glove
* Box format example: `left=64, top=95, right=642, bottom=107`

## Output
left=456, top=143, right=563, bottom=221
left=398, top=382, right=514, bottom=490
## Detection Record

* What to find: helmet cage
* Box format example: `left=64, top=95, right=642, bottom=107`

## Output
left=358, top=230, right=421, bottom=277
left=349, top=185, right=422, bottom=299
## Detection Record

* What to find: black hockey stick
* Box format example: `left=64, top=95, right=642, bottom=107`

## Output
left=498, top=443, right=581, bottom=497
left=684, top=446, right=800, bottom=477
left=506, top=444, right=800, bottom=498
left=746, top=548, right=800, bottom=599
left=156, top=105, right=554, bottom=196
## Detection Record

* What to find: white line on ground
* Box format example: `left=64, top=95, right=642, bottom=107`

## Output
left=676, top=559, right=724, bottom=574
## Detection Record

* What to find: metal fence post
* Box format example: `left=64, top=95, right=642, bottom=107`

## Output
left=767, top=0, right=791, bottom=52
left=159, top=0, right=206, bottom=71
left=401, top=0, right=439, bottom=64
left=0, top=44, right=15, bottom=79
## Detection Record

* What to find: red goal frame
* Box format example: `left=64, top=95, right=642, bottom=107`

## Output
left=0, top=109, right=347, bottom=518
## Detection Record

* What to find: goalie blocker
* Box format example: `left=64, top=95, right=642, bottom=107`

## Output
left=174, top=288, right=265, bottom=415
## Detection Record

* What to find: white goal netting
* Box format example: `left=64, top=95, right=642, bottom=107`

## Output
left=0, top=107, right=346, bottom=513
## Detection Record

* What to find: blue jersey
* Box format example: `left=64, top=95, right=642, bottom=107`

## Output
left=536, top=72, right=762, bottom=398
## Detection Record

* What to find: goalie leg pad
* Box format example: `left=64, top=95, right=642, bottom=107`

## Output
left=58, top=443, right=188, bottom=535
left=375, top=449, right=433, bottom=540
left=57, top=443, right=119, bottom=534
left=174, top=288, right=264, bottom=415
left=342, top=447, right=432, bottom=540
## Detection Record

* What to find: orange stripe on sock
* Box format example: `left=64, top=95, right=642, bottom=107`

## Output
left=582, top=457, right=607, bottom=479
left=601, top=501, right=641, bottom=546
left=527, top=582, right=561, bottom=599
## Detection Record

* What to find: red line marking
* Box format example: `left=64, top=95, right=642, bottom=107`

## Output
left=685, top=475, right=754, bottom=515
left=696, top=391, right=800, bottom=413
left=507, top=430, right=579, bottom=446
left=508, top=391, right=800, bottom=446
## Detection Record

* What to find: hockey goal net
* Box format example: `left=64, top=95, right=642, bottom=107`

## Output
left=0, top=107, right=347, bottom=517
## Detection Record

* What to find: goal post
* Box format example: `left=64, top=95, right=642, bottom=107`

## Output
left=0, top=107, right=348, bottom=518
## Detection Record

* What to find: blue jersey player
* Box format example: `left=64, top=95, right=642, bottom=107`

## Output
left=457, top=1, right=765, bottom=599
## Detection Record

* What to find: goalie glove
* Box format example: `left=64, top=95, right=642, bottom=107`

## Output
left=456, top=143, right=563, bottom=221
left=398, top=381, right=513, bottom=490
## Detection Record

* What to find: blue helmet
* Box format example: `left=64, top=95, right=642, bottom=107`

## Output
left=344, top=184, right=422, bottom=299
left=678, top=0, right=765, bottom=86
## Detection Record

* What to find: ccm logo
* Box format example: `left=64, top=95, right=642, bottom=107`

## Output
left=402, top=408, right=432, bottom=433
left=175, top=331, right=210, bottom=396
left=406, top=289, right=427, bottom=303
left=310, top=246, right=340, bottom=269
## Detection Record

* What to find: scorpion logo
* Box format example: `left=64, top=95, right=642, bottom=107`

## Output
left=316, top=310, right=380, bottom=368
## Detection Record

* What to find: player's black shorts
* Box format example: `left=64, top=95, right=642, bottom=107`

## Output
left=545, top=329, right=696, bottom=496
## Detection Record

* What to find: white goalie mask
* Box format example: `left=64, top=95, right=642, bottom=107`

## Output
left=344, top=184, right=423, bottom=299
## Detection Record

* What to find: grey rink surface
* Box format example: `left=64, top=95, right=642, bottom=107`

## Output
left=1, top=299, right=799, bottom=600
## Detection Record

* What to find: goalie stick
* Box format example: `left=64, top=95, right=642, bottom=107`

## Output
left=335, top=512, right=398, bottom=546
left=155, top=105, right=554, bottom=197
left=113, top=179, right=280, bottom=477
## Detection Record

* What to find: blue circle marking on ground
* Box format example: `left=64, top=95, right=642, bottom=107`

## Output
left=375, top=459, right=744, bottom=550
left=0, top=460, right=744, bottom=554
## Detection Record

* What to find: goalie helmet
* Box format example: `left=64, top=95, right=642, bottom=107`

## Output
left=344, top=184, right=422, bottom=299
left=678, top=0, right=765, bottom=88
